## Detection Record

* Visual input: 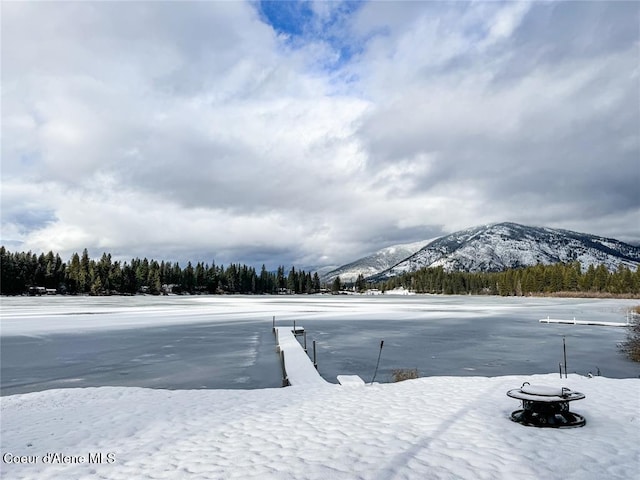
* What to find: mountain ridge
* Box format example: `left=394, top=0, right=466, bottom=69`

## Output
left=326, top=223, right=640, bottom=283
left=322, top=239, right=433, bottom=283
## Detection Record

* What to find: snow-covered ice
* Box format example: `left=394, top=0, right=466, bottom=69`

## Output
left=1, top=375, right=638, bottom=479
left=1, top=295, right=639, bottom=479
left=1, top=295, right=637, bottom=336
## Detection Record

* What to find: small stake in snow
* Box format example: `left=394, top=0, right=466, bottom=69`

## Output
left=313, top=340, right=317, bottom=370
left=563, top=336, right=568, bottom=379
left=280, top=350, right=289, bottom=387
left=370, top=340, right=384, bottom=385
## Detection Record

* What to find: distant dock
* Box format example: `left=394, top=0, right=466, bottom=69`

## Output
left=539, top=317, right=629, bottom=327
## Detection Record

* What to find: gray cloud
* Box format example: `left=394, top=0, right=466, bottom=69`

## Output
left=353, top=1, right=639, bottom=239
left=1, top=1, right=638, bottom=269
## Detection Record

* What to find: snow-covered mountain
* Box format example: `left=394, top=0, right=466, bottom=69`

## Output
left=371, top=222, right=640, bottom=280
left=322, top=240, right=432, bottom=283
left=324, top=223, right=640, bottom=283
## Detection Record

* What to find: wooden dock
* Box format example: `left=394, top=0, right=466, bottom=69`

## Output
left=274, top=324, right=366, bottom=387
left=274, top=326, right=328, bottom=387
left=539, top=317, right=629, bottom=327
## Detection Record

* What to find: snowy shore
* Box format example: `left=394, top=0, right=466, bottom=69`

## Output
left=2, top=296, right=638, bottom=478
left=2, top=374, right=638, bottom=480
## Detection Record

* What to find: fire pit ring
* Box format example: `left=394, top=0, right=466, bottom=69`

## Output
left=507, top=382, right=586, bottom=428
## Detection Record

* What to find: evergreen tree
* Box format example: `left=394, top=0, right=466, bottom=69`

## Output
left=594, top=264, right=609, bottom=292
left=276, top=266, right=285, bottom=290
left=305, top=273, right=313, bottom=294
left=581, top=264, right=596, bottom=291
left=259, top=264, right=271, bottom=294
left=136, top=258, right=150, bottom=290
left=331, top=276, right=342, bottom=293
left=90, top=276, right=103, bottom=296
left=287, top=267, right=297, bottom=293
left=206, top=262, right=219, bottom=293
left=67, top=252, right=81, bottom=294
left=149, top=268, right=161, bottom=294
left=171, top=262, right=182, bottom=286
left=563, top=262, right=580, bottom=291
left=109, top=261, right=123, bottom=293
left=183, top=262, right=195, bottom=293
left=79, top=248, right=91, bottom=293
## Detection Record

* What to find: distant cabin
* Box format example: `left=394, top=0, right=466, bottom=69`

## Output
left=28, top=286, right=55, bottom=296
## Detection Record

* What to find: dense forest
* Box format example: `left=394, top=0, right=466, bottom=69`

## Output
left=363, top=262, right=640, bottom=296
left=2, top=247, right=639, bottom=297
left=0, top=247, right=321, bottom=296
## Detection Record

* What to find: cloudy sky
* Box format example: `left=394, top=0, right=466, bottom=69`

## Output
left=2, top=1, right=639, bottom=270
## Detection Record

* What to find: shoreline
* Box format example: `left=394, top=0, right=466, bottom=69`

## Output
left=3, top=291, right=640, bottom=300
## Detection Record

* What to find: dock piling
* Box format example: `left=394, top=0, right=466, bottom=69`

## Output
left=313, top=340, right=317, bottom=370
left=280, top=350, right=289, bottom=387
left=563, top=337, right=568, bottom=379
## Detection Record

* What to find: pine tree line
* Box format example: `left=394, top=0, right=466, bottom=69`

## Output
left=374, top=262, right=640, bottom=296
left=3, top=246, right=638, bottom=297
left=0, top=247, right=321, bottom=296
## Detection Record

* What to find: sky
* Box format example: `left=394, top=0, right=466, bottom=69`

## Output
left=2, top=1, right=639, bottom=271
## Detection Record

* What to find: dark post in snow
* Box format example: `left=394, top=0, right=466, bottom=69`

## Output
left=370, top=340, right=385, bottom=385
left=272, top=315, right=275, bottom=334
left=303, top=330, right=307, bottom=353
left=563, top=336, right=568, bottom=379
left=313, top=340, right=317, bottom=370
left=280, top=350, right=289, bottom=387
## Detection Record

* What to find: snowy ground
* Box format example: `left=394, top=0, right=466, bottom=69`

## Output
left=1, top=375, right=638, bottom=479
left=1, top=296, right=638, bottom=479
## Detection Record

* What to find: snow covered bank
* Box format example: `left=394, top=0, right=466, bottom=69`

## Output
left=2, top=374, right=638, bottom=479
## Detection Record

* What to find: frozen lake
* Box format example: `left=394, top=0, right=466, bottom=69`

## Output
left=1, top=295, right=638, bottom=395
